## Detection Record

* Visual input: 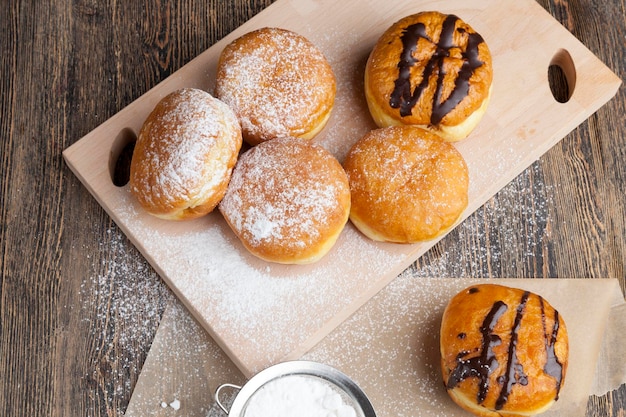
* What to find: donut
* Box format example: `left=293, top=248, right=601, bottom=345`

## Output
left=129, top=88, right=242, bottom=220
left=214, top=27, right=336, bottom=146
left=440, top=284, right=569, bottom=417
left=364, top=11, right=493, bottom=142
left=219, top=137, right=350, bottom=264
left=342, top=125, right=468, bottom=243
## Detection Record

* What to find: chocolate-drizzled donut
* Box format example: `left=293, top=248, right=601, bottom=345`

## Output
left=365, top=11, right=493, bottom=142
left=440, top=284, right=569, bottom=417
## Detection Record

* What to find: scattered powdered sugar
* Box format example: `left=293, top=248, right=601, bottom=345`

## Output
left=168, top=399, right=181, bottom=410
left=85, top=226, right=173, bottom=335
left=78, top=221, right=174, bottom=414
left=120, top=157, right=554, bottom=415
left=114, top=184, right=406, bottom=373
left=245, top=375, right=357, bottom=417
left=310, top=26, right=378, bottom=162
left=303, top=274, right=482, bottom=417
left=112, top=160, right=554, bottom=379
left=413, top=161, right=555, bottom=277
left=160, top=399, right=180, bottom=410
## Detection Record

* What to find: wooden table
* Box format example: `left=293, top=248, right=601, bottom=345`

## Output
left=0, top=0, right=623, bottom=416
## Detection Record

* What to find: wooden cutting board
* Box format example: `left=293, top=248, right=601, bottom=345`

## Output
left=63, top=0, right=621, bottom=377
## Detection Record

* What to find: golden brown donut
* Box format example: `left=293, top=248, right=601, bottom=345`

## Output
left=343, top=125, right=468, bottom=243
left=214, top=27, right=336, bottom=146
left=365, top=11, right=493, bottom=142
left=440, top=284, right=569, bottom=417
left=129, top=88, right=242, bottom=220
left=219, top=137, right=350, bottom=264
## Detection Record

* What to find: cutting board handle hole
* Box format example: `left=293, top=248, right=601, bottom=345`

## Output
left=110, top=128, right=137, bottom=187
left=548, top=49, right=576, bottom=103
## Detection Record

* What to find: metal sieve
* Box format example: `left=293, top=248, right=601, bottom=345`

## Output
left=214, top=360, right=377, bottom=417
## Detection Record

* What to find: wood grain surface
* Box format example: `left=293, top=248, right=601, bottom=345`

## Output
left=0, top=0, right=624, bottom=416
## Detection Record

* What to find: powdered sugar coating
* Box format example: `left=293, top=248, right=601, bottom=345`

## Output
left=219, top=137, right=350, bottom=264
left=215, top=27, right=336, bottom=145
left=245, top=375, right=357, bottom=417
left=130, top=88, right=242, bottom=219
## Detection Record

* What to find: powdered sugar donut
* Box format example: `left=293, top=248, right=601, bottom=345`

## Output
left=129, top=88, right=242, bottom=220
left=215, top=27, right=336, bottom=146
left=219, top=137, right=350, bottom=264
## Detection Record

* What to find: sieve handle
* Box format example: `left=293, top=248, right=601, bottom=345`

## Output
left=214, top=383, right=242, bottom=415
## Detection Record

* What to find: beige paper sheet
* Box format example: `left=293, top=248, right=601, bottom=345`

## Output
left=126, top=277, right=625, bottom=417
left=591, top=300, right=626, bottom=396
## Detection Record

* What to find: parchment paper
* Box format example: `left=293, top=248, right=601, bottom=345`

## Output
left=126, top=278, right=626, bottom=417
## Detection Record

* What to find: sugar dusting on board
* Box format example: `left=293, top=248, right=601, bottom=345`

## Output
left=124, top=160, right=555, bottom=416
left=117, top=189, right=406, bottom=372
left=312, top=26, right=377, bottom=162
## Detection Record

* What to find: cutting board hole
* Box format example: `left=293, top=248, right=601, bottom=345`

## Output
left=110, top=128, right=137, bottom=187
left=548, top=49, right=576, bottom=103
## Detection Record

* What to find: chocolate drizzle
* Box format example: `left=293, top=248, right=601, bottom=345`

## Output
left=495, top=292, right=530, bottom=410
left=540, top=297, right=565, bottom=398
left=389, top=14, right=486, bottom=124
left=446, top=300, right=508, bottom=404
left=446, top=290, right=566, bottom=410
